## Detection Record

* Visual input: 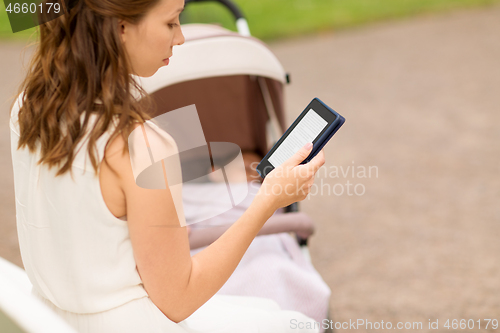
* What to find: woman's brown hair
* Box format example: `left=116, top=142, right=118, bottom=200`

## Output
left=12, top=0, right=161, bottom=177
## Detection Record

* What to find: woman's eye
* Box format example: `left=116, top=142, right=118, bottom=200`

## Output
left=168, top=23, right=179, bottom=28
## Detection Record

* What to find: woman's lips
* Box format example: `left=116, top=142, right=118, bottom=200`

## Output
left=163, top=58, right=170, bottom=65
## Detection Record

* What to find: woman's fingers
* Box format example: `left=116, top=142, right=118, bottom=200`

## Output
left=294, top=149, right=325, bottom=177
left=307, top=149, right=325, bottom=174
left=257, top=148, right=327, bottom=210
left=282, top=142, right=314, bottom=168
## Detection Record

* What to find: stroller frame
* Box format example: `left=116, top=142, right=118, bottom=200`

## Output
left=139, top=1, right=334, bottom=330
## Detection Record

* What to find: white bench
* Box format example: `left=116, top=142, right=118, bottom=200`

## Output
left=0, top=257, right=77, bottom=333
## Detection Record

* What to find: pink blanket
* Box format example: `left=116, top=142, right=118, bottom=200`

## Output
left=184, top=182, right=331, bottom=330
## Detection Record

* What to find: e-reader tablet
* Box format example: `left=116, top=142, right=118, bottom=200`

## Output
left=256, top=98, right=345, bottom=178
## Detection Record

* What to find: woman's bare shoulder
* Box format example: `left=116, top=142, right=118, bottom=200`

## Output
left=103, top=120, right=178, bottom=188
left=103, top=122, right=142, bottom=172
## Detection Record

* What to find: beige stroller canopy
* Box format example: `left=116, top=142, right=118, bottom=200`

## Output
left=138, top=23, right=289, bottom=158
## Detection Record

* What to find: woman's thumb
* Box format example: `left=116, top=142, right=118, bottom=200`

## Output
left=284, top=142, right=313, bottom=166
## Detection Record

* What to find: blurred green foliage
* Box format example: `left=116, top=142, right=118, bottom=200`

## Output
left=1, top=0, right=500, bottom=41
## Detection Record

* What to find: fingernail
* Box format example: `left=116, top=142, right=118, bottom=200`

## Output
left=303, top=142, right=313, bottom=150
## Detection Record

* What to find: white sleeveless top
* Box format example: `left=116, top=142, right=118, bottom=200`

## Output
left=9, top=93, right=320, bottom=333
left=9, top=94, right=149, bottom=314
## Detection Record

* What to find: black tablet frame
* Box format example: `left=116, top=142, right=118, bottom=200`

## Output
left=256, top=98, right=345, bottom=179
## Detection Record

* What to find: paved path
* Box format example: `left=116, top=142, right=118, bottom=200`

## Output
left=269, top=6, right=500, bottom=331
left=1, top=5, right=499, bottom=332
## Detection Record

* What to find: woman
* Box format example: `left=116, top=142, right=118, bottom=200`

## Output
left=9, top=0, right=326, bottom=332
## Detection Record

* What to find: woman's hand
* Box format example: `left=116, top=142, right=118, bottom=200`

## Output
left=256, top=143, right=325, bottom=212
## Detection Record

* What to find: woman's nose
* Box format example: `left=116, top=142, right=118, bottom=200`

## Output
left=176, top=29, right=185, bottom=46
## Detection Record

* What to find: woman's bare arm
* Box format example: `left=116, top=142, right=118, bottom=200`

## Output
left=103, top=130, right=323, bottom=323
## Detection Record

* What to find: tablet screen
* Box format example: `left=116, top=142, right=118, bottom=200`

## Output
left=268, top=108, right=328, bottom=167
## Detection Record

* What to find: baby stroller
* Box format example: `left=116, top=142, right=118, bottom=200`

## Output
left=138, top=0, right=332, bottom=331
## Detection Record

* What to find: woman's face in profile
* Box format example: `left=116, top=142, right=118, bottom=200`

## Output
left=120, top=0, right=185, bottom=77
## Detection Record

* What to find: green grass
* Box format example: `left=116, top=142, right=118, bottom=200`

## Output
left=0, top=1, right=39, bottom=40
left=1, top=0, right=500, bottom=41
left=181, top=0, right=500, bottom=40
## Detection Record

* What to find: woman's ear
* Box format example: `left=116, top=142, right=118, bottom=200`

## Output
left=118, top=19, right=126, bottom=42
